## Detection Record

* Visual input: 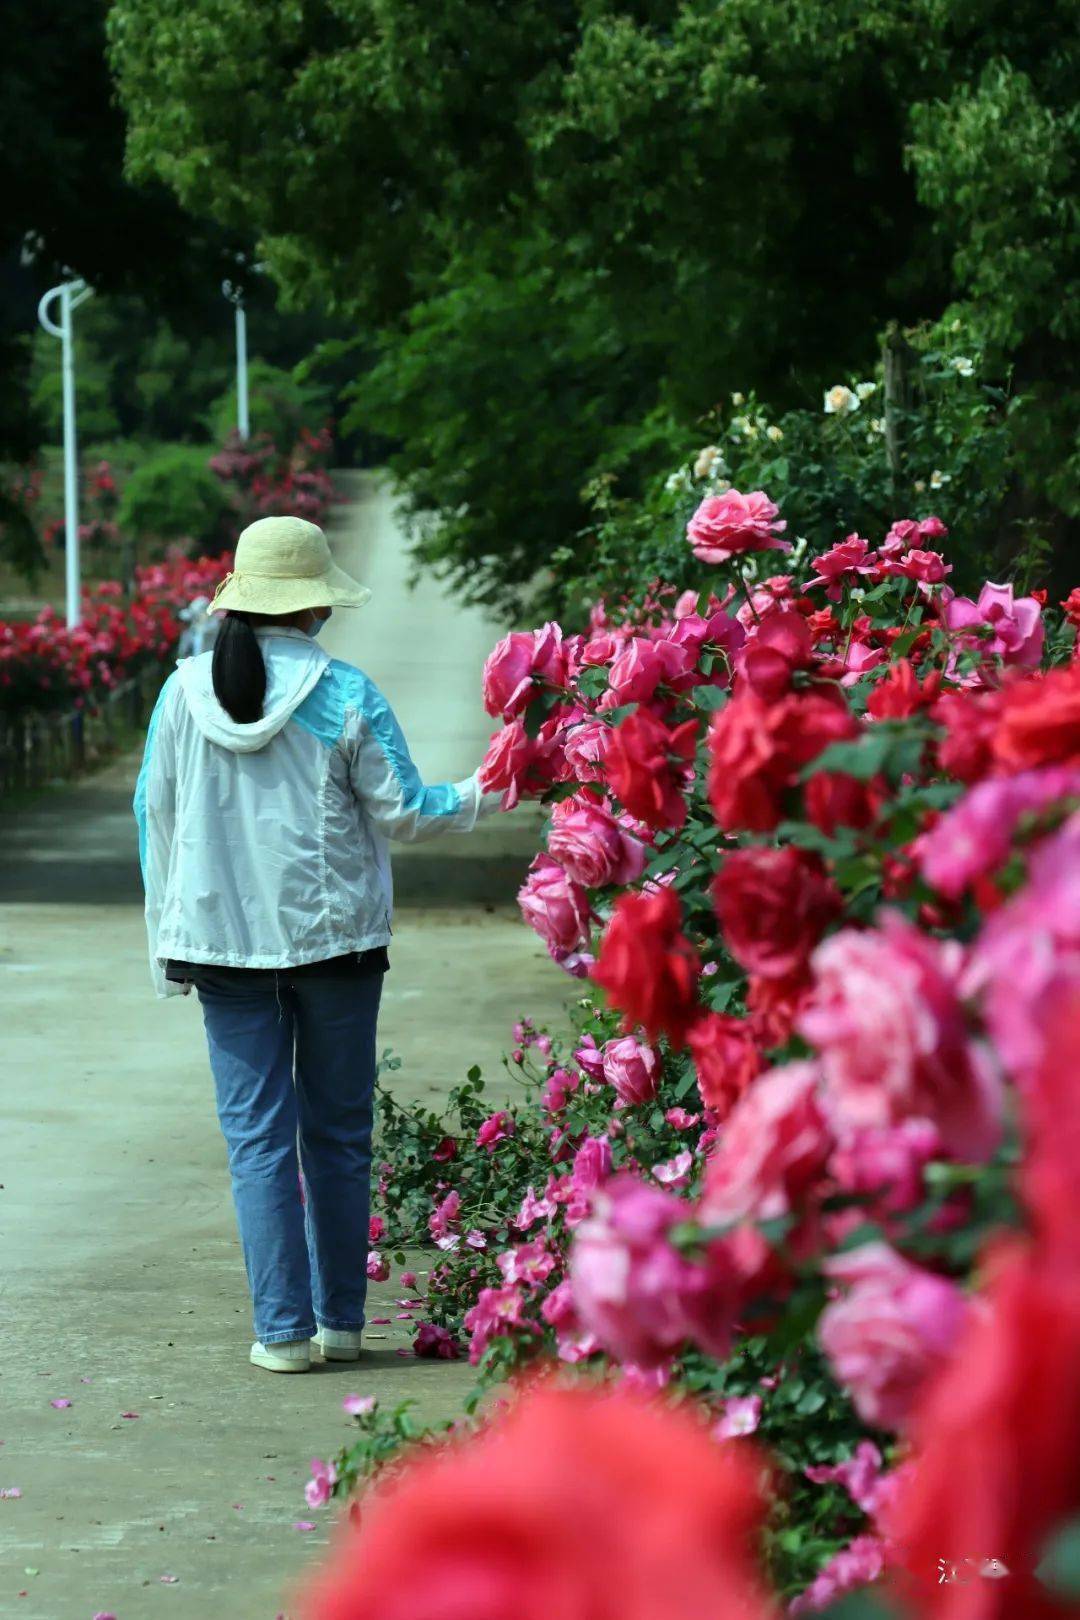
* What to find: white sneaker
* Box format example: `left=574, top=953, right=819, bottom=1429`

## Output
left=312, top=1327, right=363, bottom=1361
left=250, top=1338, right=312, bottom=1373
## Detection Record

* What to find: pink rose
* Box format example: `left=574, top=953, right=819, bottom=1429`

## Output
left=482, top=623, right=568, bottom=718
left=476, top=1110, right=515, bottom=1152
left=963, top=812, right=1080, bottom=1083
left=601, top=1035, right=660, bottom=1108
left=478, top=719, right=534, bottom=808
left=713, top=1395, right=762, bottom=1439
left=818, top=1242, right=969, bottom=1430
left=699, top=1062, right=832, bottom=1225
left=808, top=534, right=878, bottom=600
left=562, top=717, right=612, bottom=783
left=462, top=1283, right=530, bottom=1363
left=788, top=1537, right=887, bottom=1617
left=547, top=794, right=647, bottom=889
left=828, top=1119, right=941, bottom=1217
left=917, top=766, right=1080, bottom=899
left=686, top=489, right=790, bottom=565
left=800, top=912, right=1002, bottom=1162
left=565, top=1134, right=615, bottom=1224
left=517, top=854, right=590, bottom=952
left=606, top=636, right=693, bottom=706
left=889, top=547, right=950, bottom=584
left=943, top=580, right=1045, bottom=678
left=428, top=1190, right=461, bottom=1247
left=366, top=1249, right=390, bottom=1282
left=368, top=1215, right=385, bottom=1242
left=570, top=1175, right=742, bottom=1368
left=573, top=1034, right=606, bottom=1081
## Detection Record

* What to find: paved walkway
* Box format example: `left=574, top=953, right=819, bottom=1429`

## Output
left=0, top=482, right=564, bottom=1619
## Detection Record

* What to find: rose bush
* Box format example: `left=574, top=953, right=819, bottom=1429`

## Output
left=0, top=552, right=232, bottom=720
left=310, top=478, right=1080, bottom=1615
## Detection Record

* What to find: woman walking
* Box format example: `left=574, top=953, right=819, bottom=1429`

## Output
left=134, top=516, right=501, bottom=1373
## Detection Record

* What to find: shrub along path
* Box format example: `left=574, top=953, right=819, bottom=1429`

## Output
left=0, top=480, right=564, bottom=1619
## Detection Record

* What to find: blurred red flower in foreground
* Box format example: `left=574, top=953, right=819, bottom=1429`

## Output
left=300, top=1384, right=775, bottom=1620
left=883, top=995, right=1080, bottom=1618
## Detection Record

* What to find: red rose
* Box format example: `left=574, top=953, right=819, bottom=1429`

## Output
left=707, top=690, right=858, bottom=834
left=746, top=971, right=811, bottom=1047
left=301, top=1384, right=775, bottom=1620
left=992, top=663, right=1080, bottom=771
left=884, top=1237, right=1080, bottom=1619
left=804, top=768, right=883, bottom=837
left=712, top=847, right=841, bottom=980
left=686, top=1012, right=762, bottom=1118
left=606, top=707, right=698, bottom=831
left=707, top=691, right=786, bottom=831
left=593, top=887, right=701, bottom=1048
left=933, top=687, right=1004, bottom=784
left=737, top=610, right=814, bottom=703
left=867, top=658, right=941, bottom=721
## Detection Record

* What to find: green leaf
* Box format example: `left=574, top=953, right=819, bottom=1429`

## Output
left=693, top=684, right=729, bottom=712
left=1036, top=1517, right=1080, bottom=1597
left=817, top=1594, right=902, bottom=1620
left=801, top=732, right=894, bottom=782
left=674, top=1064, right=699, bottom=1100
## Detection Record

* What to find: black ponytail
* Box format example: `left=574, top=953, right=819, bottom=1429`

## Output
left=211, top=612, right=267, bottom=723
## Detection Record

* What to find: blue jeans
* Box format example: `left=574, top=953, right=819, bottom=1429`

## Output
left=196, top=966, right=383, bottom=1345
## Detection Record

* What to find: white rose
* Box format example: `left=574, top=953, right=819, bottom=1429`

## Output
left=855, top=381, right=877, bottom=399
left=692, top=445, right=725, bottom=480
left=766, top=424, right=784, bottom=442
left=824, top=385, right=859, bottom=416
left=731, top=391, right=745, bottom=406
left=929, top=469, right=951, bottom=489
left=950, top=356, right=975, bottom=377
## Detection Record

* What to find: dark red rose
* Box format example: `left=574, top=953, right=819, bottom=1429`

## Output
left=593, top=887, right=701, bottom=1048
left=711, top=846, right=841, bottom=979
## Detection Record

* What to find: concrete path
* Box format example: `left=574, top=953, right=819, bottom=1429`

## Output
left=0, top=484, right=565, bottom=1618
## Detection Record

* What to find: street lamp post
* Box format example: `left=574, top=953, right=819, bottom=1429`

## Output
left=222, top=280, right=250, bottom=440
left=37, top=278, right=93, bottom=628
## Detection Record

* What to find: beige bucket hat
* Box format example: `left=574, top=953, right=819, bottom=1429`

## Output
left=210, top=516, right=372, bottom=616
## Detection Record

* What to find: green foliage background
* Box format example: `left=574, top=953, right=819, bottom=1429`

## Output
left=107, top=0, right=1079, bottom=611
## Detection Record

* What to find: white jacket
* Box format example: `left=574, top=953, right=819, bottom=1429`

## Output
left=134, top=627, right=497, bottom=996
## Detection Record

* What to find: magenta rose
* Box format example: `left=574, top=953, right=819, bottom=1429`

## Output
left=547, top=795, right=647, bottom=889
left=601, top=1034, right=660, bottom=1108
left=606, top=636, right=694, bottom=705
left=479, top=719, right=534, bottom=808
left=818, top=1242, right=968, bottom=1431
left=482, top=622, right=568, bottom=719
left=517, top=853, right=590, bottom=952
left=476, top=1110, right=516, bottom=1152
left=943, top=579, right=1045, bottom=673
left=686, top=489, right=790, bottom=565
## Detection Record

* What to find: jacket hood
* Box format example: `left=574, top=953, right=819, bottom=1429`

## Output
left=176, top=628, right=330, bottom=753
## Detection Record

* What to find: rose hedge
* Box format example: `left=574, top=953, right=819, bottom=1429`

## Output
left=0, top=553, right=231, bottom=720
left=312, top=485, right=1080, bottom=1615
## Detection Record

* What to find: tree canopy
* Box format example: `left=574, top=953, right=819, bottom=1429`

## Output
left=109, top=0, right=1079, bottom=609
